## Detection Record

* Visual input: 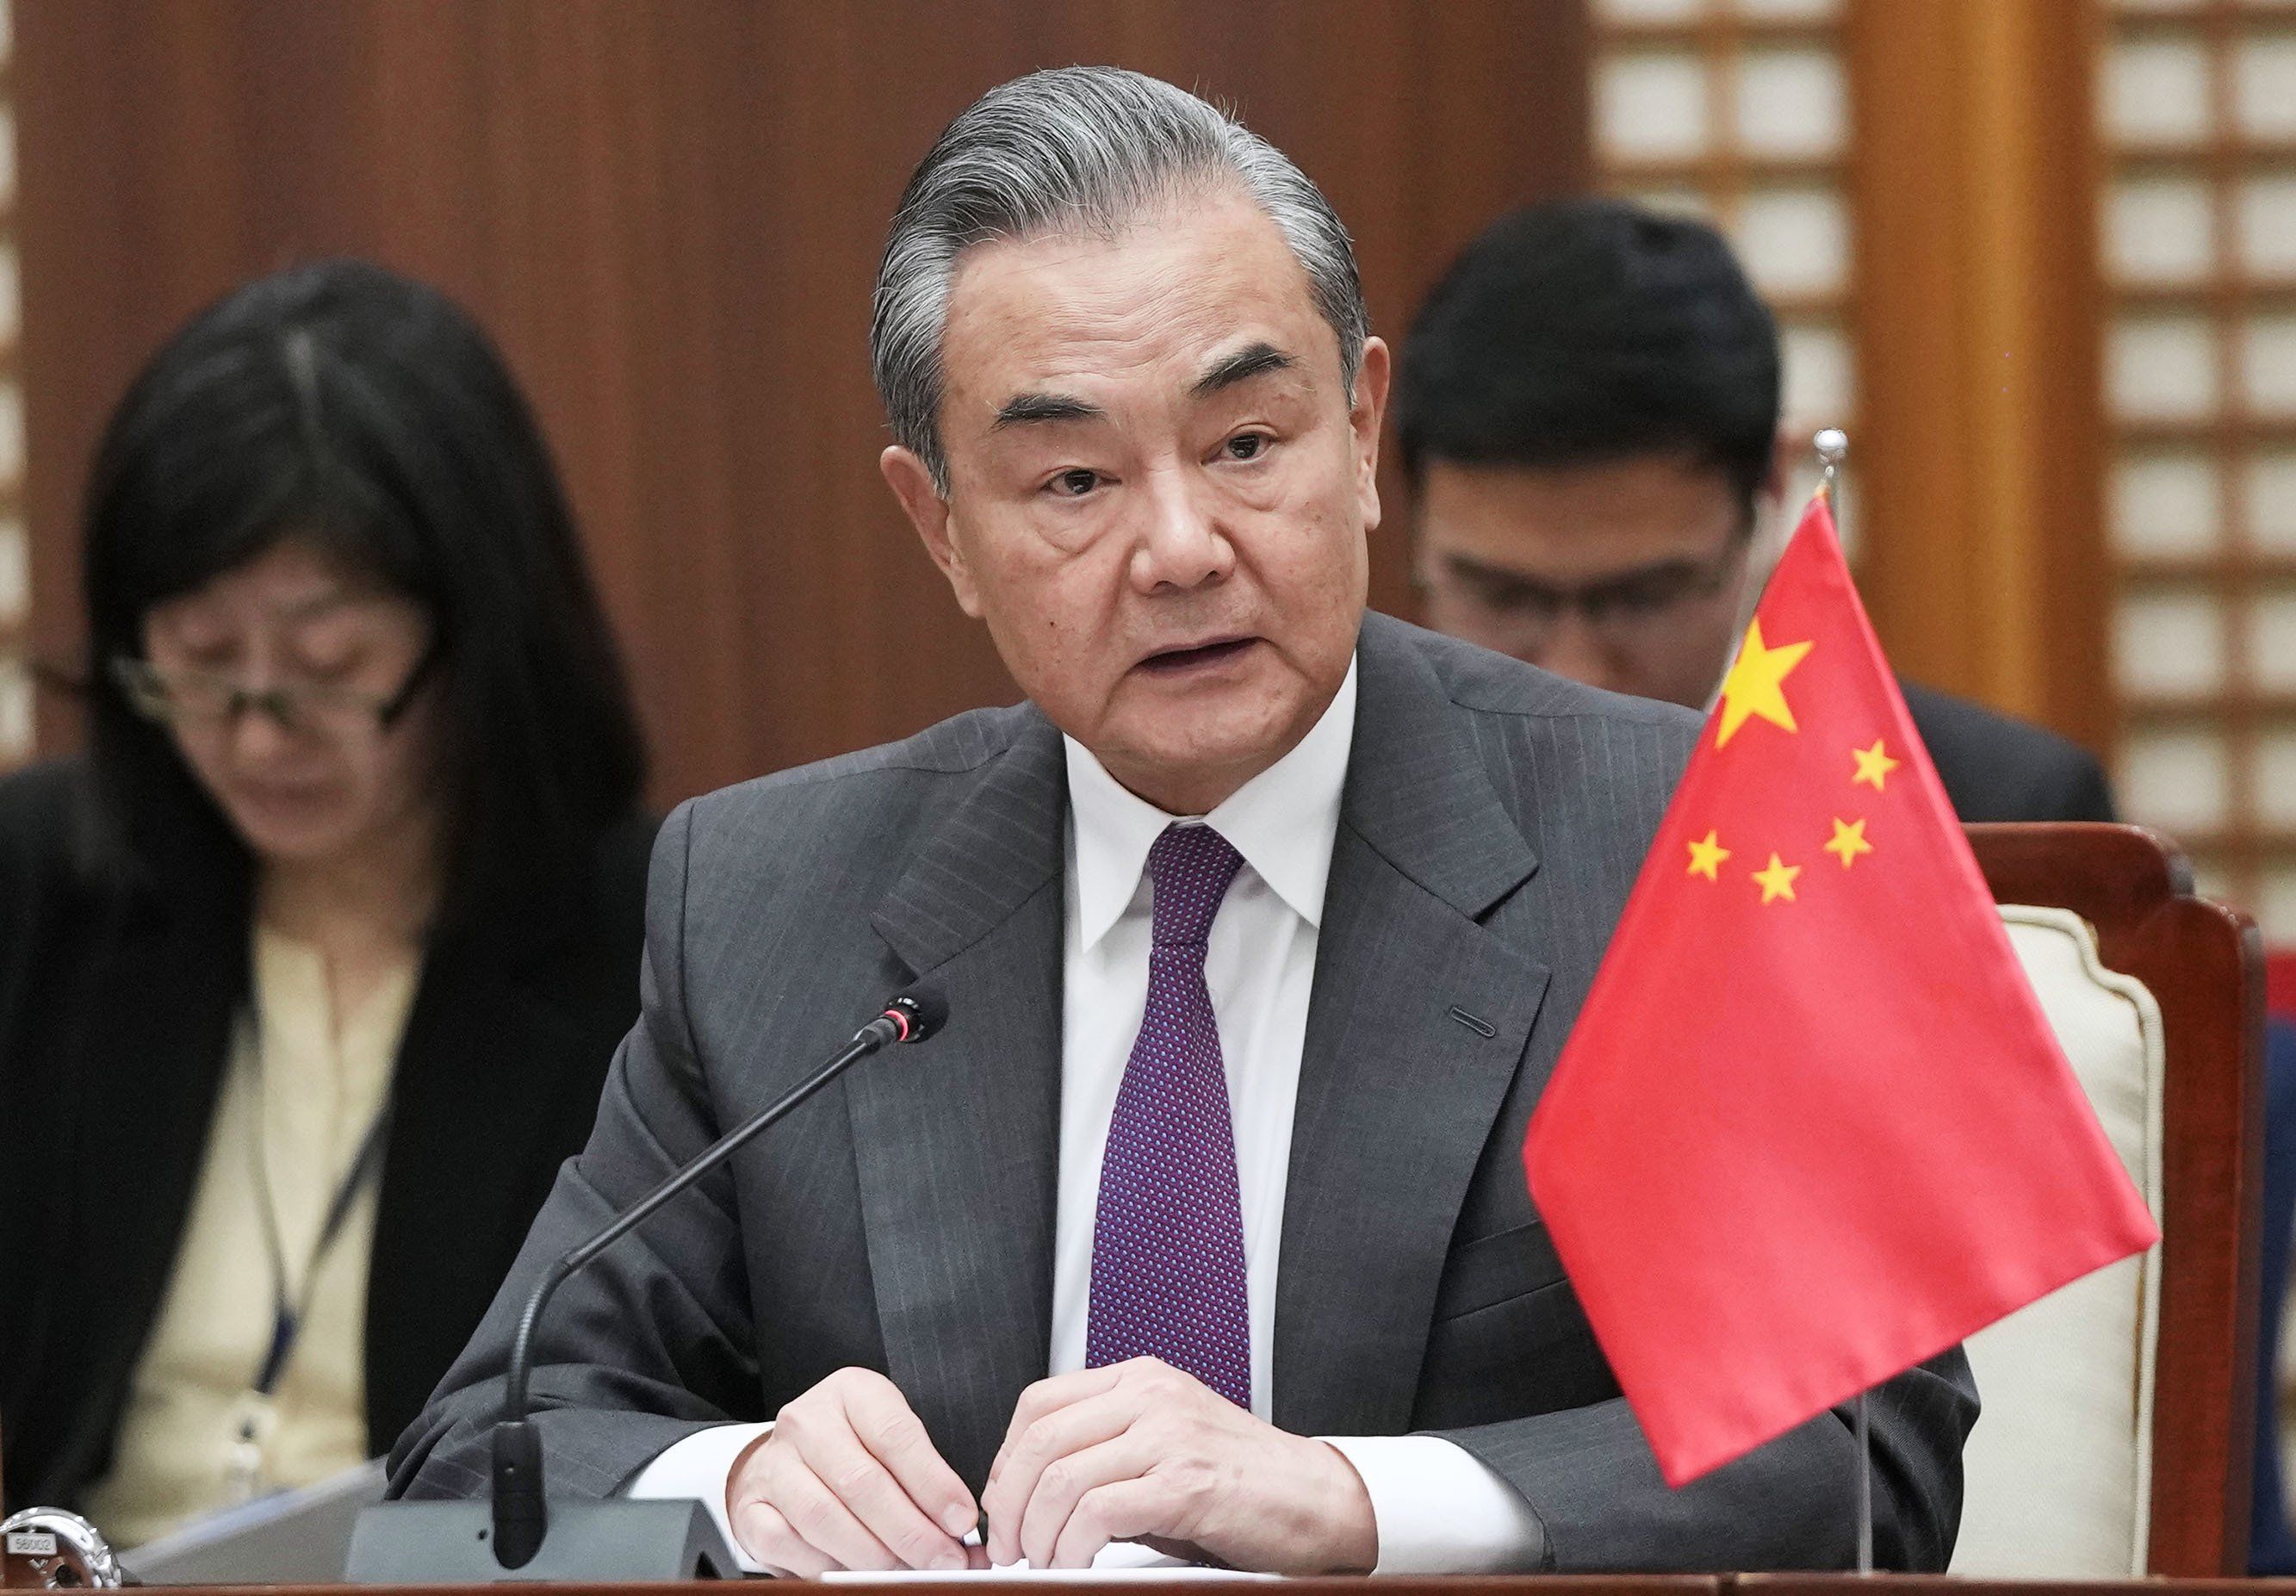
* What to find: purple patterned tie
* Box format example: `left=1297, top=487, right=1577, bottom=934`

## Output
left=1086, top=823, right=1252, bottom=1409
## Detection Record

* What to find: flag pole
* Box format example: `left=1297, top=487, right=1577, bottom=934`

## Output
left=1815, top=426, right=1848, bottom=512
left=1812, top=425, right=1875, bottom=1577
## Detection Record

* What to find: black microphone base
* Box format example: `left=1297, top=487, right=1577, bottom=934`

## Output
left=344, top=1499, right=741, bottom=1582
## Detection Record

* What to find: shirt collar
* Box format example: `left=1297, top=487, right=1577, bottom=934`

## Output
left=1064, top=655, right=1358, bottom=953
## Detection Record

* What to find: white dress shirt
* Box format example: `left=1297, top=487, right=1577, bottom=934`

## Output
left=634, top=657, right=1544, bottom=1572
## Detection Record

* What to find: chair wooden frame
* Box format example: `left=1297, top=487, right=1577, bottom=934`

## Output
left=1968, top=822, right=2265, bottom=1576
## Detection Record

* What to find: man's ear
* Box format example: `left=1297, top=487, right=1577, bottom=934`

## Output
left=1350, top=336, right=1393, bottom=533
left=881, top=445, right=984, bottom=618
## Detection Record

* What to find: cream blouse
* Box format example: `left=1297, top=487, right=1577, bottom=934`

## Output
left=80, top=926, right=416, bottom=1548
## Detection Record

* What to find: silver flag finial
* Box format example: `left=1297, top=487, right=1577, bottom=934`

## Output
left=1814, top=428, right=1848, bottom=469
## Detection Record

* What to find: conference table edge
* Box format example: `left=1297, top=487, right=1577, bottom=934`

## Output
left=146, top=1580, right=1715, bottom=1594
left=138, top=1579, right=2296, bottom=1594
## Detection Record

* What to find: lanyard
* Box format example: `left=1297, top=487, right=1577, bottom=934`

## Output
left=242, top=1008, right=394, bottom=1399
left=222, top=1003, right=394, bottom=1506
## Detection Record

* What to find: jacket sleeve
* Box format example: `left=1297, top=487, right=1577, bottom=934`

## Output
left=1428, top=1346, right=1977, bottom=1571
left=386, top=799, right=765, bottom=1500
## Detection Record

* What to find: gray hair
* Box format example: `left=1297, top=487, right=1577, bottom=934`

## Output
left=871, top=66, right=1369, bottom=493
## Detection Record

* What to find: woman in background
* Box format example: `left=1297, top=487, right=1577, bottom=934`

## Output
left=0, top=260, right=653, bottom=1544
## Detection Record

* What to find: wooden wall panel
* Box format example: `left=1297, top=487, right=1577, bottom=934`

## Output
left=16, top=0, right=1590, bottom=807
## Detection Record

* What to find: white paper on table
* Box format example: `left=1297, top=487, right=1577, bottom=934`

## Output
left=820, top=1533, right=1279, bottom=1581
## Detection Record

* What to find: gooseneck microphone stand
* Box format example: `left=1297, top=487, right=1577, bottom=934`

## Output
left=345, top=990, right=947, bottom=1584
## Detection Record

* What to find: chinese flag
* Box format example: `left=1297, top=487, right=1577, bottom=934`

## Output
left=1525, top=494, right=2158, bottom=1487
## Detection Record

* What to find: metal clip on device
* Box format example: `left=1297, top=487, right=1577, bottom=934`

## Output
left=2, top=1510, right=126, bottom=1590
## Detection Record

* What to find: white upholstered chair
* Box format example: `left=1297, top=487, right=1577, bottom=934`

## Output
left=1950, top=904, right=2164, bottom=1576
left=1950, top=823, right=2261, bottom=1577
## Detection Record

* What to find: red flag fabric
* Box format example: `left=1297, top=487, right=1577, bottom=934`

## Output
left=1524, top=493, right=2159, bottom=1487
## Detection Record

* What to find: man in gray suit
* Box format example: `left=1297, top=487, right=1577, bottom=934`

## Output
left=393, top=67, right=1976, bottom=1575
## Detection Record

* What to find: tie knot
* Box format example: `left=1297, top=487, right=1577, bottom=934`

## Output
left=1145, top=823, right=1244, bottom=947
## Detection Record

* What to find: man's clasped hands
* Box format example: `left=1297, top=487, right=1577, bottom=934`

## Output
left=726, top=1358, right=1377, bottom=1576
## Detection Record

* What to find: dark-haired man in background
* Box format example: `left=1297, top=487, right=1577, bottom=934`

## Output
left=1399, top=197, right=2115, bottom=825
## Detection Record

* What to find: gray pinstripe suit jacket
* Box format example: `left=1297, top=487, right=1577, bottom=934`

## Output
left=389, top=612, right=1977, bottom=1570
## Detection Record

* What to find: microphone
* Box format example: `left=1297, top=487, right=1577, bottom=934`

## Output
left=346, top=988, right=946, bottom=1583
left=491, top=988, right=946, bottom=1567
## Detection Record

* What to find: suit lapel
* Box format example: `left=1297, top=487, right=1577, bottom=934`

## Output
left=838, top=629, right=1555, bottom=1462
left=1274, top=617, right=1550, bottom=1438
left=45, top=888, right=242, bottom=1500
left=852, top=712, right=1068, bottom=1491
left=363, top=930, right=593, bottom=1445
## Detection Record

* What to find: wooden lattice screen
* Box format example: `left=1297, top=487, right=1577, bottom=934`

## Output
left=2102, top=0, right=2296, bottom=938
left=1590, top=0, right=1856, bottom=543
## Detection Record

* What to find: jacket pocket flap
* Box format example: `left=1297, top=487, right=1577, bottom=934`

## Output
left=1433, top=1220, right=1567, bottom=1321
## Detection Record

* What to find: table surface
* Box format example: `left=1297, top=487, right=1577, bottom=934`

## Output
left=96, top=1578, right=2283, bottom=1594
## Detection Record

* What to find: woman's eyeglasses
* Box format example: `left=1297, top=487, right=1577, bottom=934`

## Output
left=108, top=649, right=437, bottom=739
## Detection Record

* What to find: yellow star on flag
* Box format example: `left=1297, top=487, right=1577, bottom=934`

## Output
left=1751, top=853, right=1802, bottom=904
left=1852, top=739, right=1902, bottom=792
left=1685, top=830, right=1731, bottom=881
left=1716, top=619, right=1814, bottom=748
left=1824, top=817, right=1873, bottom=869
